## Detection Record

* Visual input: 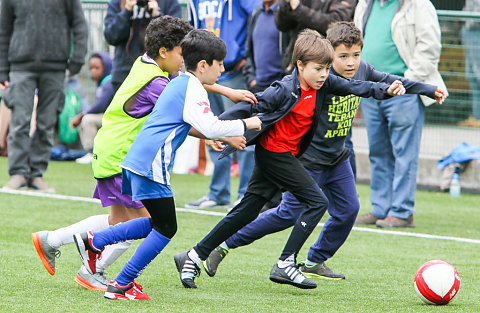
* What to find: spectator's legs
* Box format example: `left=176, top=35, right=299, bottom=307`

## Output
left=345, top=129, right=356, bottom=180
left=236, top=145, right=255, bottom=199
left=386, top=94, right=423, bottom=219
left=30, top=71, right=65, bottom=179
left=7, top=71, right=38, bottom=178
left=361, top=97, right=393, bottom=219
left=207, top=148, right=232, bottom=205
left=217, top=72, right=254, bottom=201
left=78, top=113, right=103, bottom=151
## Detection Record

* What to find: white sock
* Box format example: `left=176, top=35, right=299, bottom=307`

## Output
left=187, top=249, right=201, bottom=266
left=47, top=214, right=110, bottom=249
left=96, top=240, right=133, bottom=272
left=220, top=242, right=229, bottom=250
left=305, top=259, right=317, bottom=267
left=277, top=254, right=296, bottom=269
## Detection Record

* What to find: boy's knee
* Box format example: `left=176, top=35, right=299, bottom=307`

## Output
left=153, top=223, right=177, bottom=239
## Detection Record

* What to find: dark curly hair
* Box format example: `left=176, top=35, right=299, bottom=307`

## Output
left=145, top=16, right=193, bottom=59
left=181, top=30, right=227, bottom=71
left=326, top=22, right=363, bottom=49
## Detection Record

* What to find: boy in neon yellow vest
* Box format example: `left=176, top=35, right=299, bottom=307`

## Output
left=31, top=16, right=257, bottom=292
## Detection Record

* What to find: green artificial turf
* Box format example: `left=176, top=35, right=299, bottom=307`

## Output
left=0, top=157, right=478, bottom=312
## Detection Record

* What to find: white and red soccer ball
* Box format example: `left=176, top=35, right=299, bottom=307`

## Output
left=414, top=260, right=461, bottom=305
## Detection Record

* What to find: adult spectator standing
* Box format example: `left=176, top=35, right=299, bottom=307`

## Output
left=104, top=0, right=181, bottom=93
left=244, top=0, right=287, bottom=94
left=0, top=0, right=88, bottom=191
left=186, top=0, right=260, bottom=209
left=354, top=0, right=447, bottom=227
left=274, top=0, right=356, bottom=74
left=459, top=0, right=480, bottom=128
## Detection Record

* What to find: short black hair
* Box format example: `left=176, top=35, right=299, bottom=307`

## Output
left=326, top=22, right=363, bottom=49
left=181, top=30, right=227, bottom=71
left=145, top=16, right=193, bottom=59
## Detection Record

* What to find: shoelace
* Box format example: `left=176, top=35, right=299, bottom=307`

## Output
left=283, top=264, right=305, bottom=283
left=54, top=249, right=61, bottom=259
left=181, top=260, right=201, bottom=280
left=133, top=282, right=143, bottom=291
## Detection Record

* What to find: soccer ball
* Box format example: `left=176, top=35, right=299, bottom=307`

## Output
left=414, top=260, right=461, bottom=305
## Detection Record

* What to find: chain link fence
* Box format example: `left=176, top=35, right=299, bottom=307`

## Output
left=79, top=2, right=480, bottom=156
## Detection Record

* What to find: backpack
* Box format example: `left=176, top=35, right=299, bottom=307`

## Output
left=58, top=87, right=82, bottom=144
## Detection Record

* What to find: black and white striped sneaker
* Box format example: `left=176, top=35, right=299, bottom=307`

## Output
left=174, top=251, right=201, bottom=288
left=269, top=263, right=317, bottom=289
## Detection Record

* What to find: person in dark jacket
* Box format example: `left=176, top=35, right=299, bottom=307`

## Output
left=243, top=0, right=288, bottom=94
left=0, top=0, right=88, bottom=192
left=275, top=0, right=356, bottom=74
left=71, top=52, right=114, bottom=164
left=104, top=0, right=181, bottom=92
left=174, top=29, right=405, bottom=290
left=199, top=22, right=448, bottom=282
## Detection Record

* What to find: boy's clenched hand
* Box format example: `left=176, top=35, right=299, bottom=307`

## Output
left=386, top=80, right=405, bottom=96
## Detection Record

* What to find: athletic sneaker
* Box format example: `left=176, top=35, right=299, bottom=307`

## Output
left=104, top=280, right=150, bottom=300
left=73, top=231, right=103, bottom=275
left=75, top=152, right=93, bottom=164
left=299, top=262, right=345, bottom=280
left=75, top=265, right=108, bottom=291
left=269, top=263, right=317, bottom=289
left=203, top=246, right=228, bottom=277
left=185, top=196, right=229, bottom=209
left=174, top=251, right=201, bottom=288
left=31, top=231, right=61, bottom=275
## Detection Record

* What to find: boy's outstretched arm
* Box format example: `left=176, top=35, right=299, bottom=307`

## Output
left=205, top=84, right=258, bottom=104
left=366, top=62, right=448, bottom=101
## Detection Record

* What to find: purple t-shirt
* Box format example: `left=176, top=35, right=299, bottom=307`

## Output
left=125, top=73, right=179, bottom=118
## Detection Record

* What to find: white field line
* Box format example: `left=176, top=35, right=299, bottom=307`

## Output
left=2, top=188, right=480, bottom=245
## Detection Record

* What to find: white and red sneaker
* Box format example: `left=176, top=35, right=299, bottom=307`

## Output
left=104, top=281, right=151, bottom=300
left=73, top=231, right=103, bottom=274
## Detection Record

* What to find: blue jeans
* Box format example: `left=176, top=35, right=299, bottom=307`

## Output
left=462, top=27, right=480, bottom=119
left=224, top=160, right=358, bottom=263
left=207, top=72, right=255, bottom=204
left=361, top=94, right=424, bottom=219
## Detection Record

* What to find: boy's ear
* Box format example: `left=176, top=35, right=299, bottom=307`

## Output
left=158, top=47, right=168, bottom=59
left=197, top=60, right=207, bottom=72
left=296, top=60, right=304, bottom=71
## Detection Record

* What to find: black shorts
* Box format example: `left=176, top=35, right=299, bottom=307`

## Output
left=246, top=145, right=316, bottom=199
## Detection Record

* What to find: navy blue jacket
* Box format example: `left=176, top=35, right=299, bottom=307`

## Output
left=104, top=0, right=181, bottom=84
left=218, top=67, right=392, bottom=159
left=300, top=60, right=438, bottom=169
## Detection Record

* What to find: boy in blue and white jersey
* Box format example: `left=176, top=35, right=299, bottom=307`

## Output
left=73, top=30, right=262, bottom=300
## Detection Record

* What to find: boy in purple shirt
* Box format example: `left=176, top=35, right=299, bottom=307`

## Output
left=31, top=16, right=257, bottom=292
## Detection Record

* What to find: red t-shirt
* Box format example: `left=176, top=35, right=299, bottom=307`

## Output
left=260, top=86, right=316, bottom=155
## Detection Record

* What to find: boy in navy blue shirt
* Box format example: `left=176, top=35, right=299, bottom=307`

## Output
left=174, top=29, right=410, bottom=290
left=197, top=22, right=448, bottom=282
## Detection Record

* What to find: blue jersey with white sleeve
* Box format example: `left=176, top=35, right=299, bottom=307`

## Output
left=121, top=72, right=244, bottom=185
